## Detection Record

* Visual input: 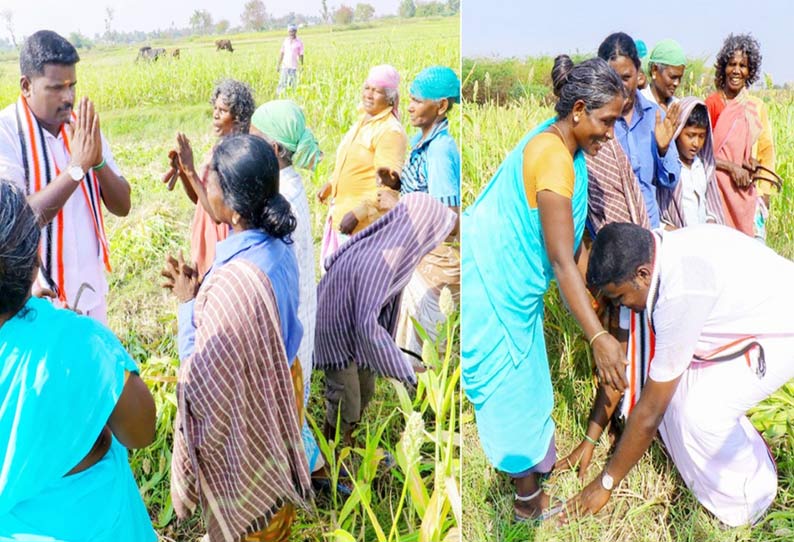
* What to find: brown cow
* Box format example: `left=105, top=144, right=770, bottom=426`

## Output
left=171, top=48, right=180, bottom=58
left=215, top=39, right=233, bottom=53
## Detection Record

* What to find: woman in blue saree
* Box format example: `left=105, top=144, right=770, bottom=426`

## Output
left=462, top=56, right=627, bottom=521
left=0, top=180, right=157, bottom=541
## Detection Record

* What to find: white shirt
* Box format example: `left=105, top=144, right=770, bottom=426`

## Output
left=280, top=166, right=316, bottom=380
left=648, top=225, right=794, bottom=382
left=679, top=156, right=709, bottom=225
left=640, top=85, right=679, bottom=109
left=0, top=103, right=121, bottom=312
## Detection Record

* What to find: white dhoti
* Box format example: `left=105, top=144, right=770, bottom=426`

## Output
left=657, top=336, right=794, bottom=526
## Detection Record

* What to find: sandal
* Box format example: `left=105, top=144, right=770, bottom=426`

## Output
left=513, top=489, right=565, bottom=523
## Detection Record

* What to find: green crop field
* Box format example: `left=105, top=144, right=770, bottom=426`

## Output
left=461, top=57, right=794, bottom=542
left=0, top=17, right=460, bottom=542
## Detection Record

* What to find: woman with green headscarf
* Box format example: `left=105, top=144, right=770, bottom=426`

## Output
left=250, top=99, right=326, bottom=479
left=640, top=39, right=687, bottom=111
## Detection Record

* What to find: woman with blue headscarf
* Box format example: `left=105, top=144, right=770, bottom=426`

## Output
left=395, top=65, right=462, bottom=362
left=462, top=56, right=627, bottom=522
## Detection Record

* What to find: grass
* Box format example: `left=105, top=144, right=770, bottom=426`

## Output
left=461, top=59, right=794, bottom=542
left=0, top=18, right=460, bottom=542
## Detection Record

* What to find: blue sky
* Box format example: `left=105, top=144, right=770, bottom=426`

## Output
left=3, top=0, right=402, bottom=37
left=462, top=0, right=794, bottom=84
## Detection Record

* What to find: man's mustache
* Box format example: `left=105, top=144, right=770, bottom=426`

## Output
left=57, top=104, right=73, bottom=113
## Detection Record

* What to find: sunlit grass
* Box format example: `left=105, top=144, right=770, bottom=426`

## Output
left=461, top=59, right=794, bottom=542
left=0, top=18, right=460, bottom=542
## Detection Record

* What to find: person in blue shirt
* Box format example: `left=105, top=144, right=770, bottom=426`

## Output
left=400, top=65, right=461, bottom=208
left=162, top=135, right=309, bottom=541
left=394, top=65, right=462, bottom=364
left=597, top=32, right=682, bottom=228
left=168, top=135, right=302, bottom=365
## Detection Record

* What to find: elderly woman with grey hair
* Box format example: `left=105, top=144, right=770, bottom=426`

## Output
left=705, top=34, right=776, bottom=239
left=164, top=78, right=256, bottom=276
left=0, top=179, right=157, bottom=541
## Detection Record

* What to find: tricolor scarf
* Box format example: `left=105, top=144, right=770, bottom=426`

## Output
left=620, top=309, right=655, bottom=419
left=15, top=96, right=110, bottom=301
left=619, top=232, right=660, bottom=419
left=619, top=232, right=767, bottom=418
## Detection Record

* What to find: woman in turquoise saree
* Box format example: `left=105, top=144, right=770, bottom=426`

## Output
left=0, top=181, right=157, bottom=541
left=462, top=56, right=627, bottom=521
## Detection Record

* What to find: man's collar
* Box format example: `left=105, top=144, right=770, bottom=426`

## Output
left=635, top=90, right=656, bottom=113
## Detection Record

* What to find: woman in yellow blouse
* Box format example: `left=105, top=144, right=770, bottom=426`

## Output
left=318, top=65, right=407, bottom=263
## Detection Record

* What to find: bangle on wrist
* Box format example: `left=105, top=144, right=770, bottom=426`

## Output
left=589, top=329, right=609, bottom=347
left=92, top=158, right=106, bottom=171
left=584, top=434, right=599, bottom=446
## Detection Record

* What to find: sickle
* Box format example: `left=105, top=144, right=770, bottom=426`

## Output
left=73, top=282, right=96, bottom=312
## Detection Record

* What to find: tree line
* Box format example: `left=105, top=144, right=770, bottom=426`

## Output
left=0, top=0, right=460, bottom=53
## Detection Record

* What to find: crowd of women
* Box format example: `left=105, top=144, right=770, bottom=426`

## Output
left=462, top=31, right=785, bottom=527
left=0, top=28, right=461, bottom=542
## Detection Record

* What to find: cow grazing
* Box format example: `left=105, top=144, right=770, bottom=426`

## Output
left=171, top=48, right=180, bottom=58
left=136, top=46, right=166, bottom=62
left=215, top=39, right=234, bottom=53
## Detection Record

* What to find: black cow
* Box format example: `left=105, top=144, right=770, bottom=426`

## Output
left=215, top=39, right=234, bottom=53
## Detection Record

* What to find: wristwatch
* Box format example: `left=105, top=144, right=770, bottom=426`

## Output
left=601, top=470, right=615, bottom=491
left=68, top=164, right=85, bottom=182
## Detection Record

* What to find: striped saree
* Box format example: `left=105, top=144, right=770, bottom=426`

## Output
left=314, top=192, right=457, bottom=384
left=172, top=259, right=311, bottom=542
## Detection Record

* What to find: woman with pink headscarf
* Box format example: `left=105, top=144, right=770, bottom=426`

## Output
left=317, top=64, right=408, bottom=263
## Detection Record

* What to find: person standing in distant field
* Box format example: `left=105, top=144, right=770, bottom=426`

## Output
left=0, top=30, right=131, bottom=324
left=277, top=24, right=304, bottom=96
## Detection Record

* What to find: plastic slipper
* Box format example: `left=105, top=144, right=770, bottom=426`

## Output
left=513, top=496, right=565, bottom=524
